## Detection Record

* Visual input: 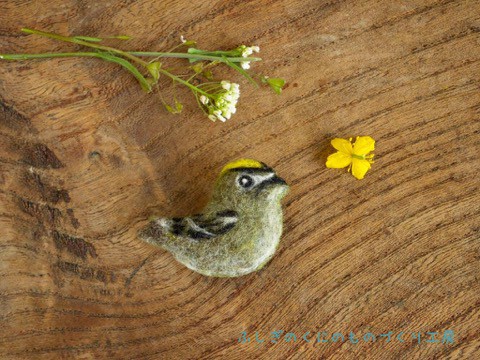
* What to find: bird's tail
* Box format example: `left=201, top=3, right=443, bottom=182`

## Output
left=137, top=217, right=168, bottom=247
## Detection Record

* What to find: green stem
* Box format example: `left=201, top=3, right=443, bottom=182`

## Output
left=158, top=68, right=210, bottom=96
left=0, top=51, right=261, bottom=64
left=19, top=28, right=262, bottom=65
left=0, top=51, right=239, bottom=95
left=222, top=55, right=258, bottom=87
left=21, top=28, right=149, bottom=67
left=0, top=51, right=151, bottom=91
left=0, top=52, right=101, bottom=60
left=129, top=51, right=261, bottom=63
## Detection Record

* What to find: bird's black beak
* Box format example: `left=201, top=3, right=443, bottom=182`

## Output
left=269, top=175, right=287, bottom=186
left=256, top=174, right=288, bottom=195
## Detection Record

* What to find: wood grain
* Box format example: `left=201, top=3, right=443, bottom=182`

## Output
left=0, top=0, right=479, bottom=359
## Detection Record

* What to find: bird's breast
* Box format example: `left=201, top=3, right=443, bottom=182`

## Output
left=232, top=204, right=284, bottom=274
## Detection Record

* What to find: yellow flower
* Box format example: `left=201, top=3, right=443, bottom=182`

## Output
left=326, top=136, right=375, bottom=180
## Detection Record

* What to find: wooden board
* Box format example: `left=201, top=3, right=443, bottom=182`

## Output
left=1, top=0, right=479, bottom=359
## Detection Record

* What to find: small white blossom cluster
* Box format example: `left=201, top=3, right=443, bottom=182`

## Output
left=200, top=81, right=240, bottom=122
left=239, top=45, right=260, bottom=69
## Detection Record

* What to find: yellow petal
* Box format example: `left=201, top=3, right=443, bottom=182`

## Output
left=326, top=151, right=352, bottom=168
left=331, top=138, right=353, bottom=154
left=351, top=158, right=371, bottom=179
left=353, top=136, right=375, bottom=155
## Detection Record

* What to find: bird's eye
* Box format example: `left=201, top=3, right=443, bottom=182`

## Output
left=238, top=175, right=254, bottom=189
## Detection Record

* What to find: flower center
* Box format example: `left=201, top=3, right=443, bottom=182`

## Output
left=351, top=154, right=365, bottom=160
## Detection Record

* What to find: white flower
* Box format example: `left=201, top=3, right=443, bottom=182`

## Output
left=221, top=80, right=231, bottom=90
left=241, top=61, right=251, bottom=69
left=239, top=45, right=259, bottom=70
left=240, top=45, right=260, bottom=57
left=180, top=35, right=186, bottom=43
left=213, top=110, right=226, bottom=122
left=242, top=48, right=253, bottom=57
left=199, top=95, right=209, bottom=104
left=223, top=110, right=232, bottom=120
left=203, top=81, right=240, bottom=122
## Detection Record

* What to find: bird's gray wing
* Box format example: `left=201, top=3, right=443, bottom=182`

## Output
left=170, top=210, right=238, bottom=240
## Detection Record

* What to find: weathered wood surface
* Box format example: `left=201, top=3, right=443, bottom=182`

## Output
left=0, top=0, right=479, bottom=359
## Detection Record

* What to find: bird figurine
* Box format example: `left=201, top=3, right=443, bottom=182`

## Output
left=138, top=159, right=289, bottom=277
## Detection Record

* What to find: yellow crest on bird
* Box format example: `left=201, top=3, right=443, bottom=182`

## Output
left=220, top=158, right=264, bottom=176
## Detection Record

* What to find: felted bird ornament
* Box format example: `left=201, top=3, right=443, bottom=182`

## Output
left=138, top=159, right=289, bottom=277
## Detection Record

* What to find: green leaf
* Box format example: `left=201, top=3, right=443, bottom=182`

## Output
left=263, top=77, right=286, bottom=94
left=222, top=55, right=258, bottom=88
left=182, top=40, right=196, bottom=46
left=191, top=63, right=203, bottom=73
left=20, top=28, right=35, bottom=34
left=73, top=36, right=103, bottom=42
left=164, top=100, right=183, bottom=114
left=187, top=48, right=205, bottom=54
left=175, top=100, right=183, bottom=113
left=188, top=47, right=241, bottom=57
left=187, top=48, right=203, bottom=63
left=203, top=69, right=214, bottom=80
left=72, top=35, right=132, bottom=42
left=110, top=35, right=132, bottom=40
left=97, top=52, right=152, bottom=92
left=187, top=47, right=241, bottom=63
left=146, top=61, right=162, bottom=82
